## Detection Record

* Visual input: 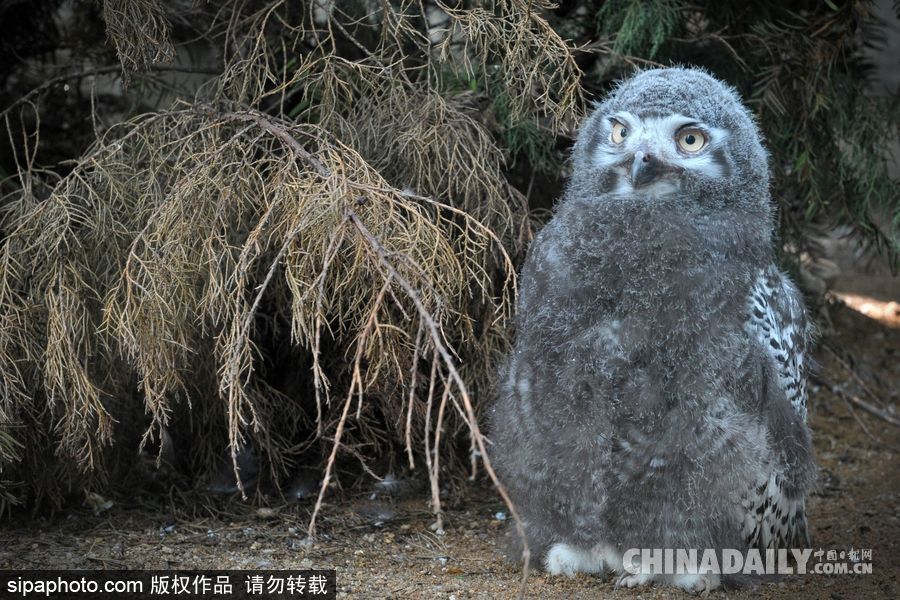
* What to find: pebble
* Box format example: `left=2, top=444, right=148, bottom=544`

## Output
left=111, top=542, right=126, bottom=559
left=286, top=538, right=306, bottom=551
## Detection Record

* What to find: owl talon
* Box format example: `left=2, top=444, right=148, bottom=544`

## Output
left=673, top=573, right=718, bottom=596
left=544, top=543, right=600, bottom=577
left=615, top=572, right=652, bottom=589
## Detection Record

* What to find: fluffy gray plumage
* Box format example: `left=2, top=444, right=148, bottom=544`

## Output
left=489, top=67, right=816, bottom=593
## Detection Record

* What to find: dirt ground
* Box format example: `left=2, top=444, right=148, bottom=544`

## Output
left=1, top=245, right=898, bottom=599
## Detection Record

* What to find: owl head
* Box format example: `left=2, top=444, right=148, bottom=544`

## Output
left=571, top=67, right=771, bottom=222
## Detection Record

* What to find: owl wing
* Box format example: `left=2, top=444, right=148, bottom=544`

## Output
left=746, top=265, right=809, bottom=420
left=740, top=265, right=811, bottom=550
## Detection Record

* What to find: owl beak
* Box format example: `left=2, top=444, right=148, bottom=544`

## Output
left=630, top=148, right=674, bottom=188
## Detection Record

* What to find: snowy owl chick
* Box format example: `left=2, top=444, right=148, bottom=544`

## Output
left=489, top=67, right=815, bottom=593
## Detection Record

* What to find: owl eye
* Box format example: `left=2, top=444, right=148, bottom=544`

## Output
left=610, top=121, right=628, bottom=144
left=677, top=128, right=707, bottom=153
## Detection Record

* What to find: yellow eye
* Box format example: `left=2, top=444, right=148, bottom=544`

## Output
left=677, top=129, right=707, bottom=153
left=611, top=121, right=628, bottom=144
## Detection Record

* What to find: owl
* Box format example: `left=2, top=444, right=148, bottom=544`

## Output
left=489, top=67, right=816, bottom=593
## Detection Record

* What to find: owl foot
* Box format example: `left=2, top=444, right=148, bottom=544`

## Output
left=544, top=543, right=602, bottom=577
left=614, top=572, right=652, bottom=589
left=672, top=573, right=719, bottom=596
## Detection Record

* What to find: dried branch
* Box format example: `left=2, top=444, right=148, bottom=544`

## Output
left=815, top=374, right=900, bottom=429
left=347, top=209, right=531, bottom=591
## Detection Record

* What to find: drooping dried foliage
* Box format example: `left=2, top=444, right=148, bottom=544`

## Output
left=101, top=0, right=175, bottom=81
left=0, top=0, right=896, bottom=529
left=0, top=0, right=581, bottom=530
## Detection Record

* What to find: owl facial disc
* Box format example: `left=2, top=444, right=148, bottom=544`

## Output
left=593, top=111, right=730, bottom=197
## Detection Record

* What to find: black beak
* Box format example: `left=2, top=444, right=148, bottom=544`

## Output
left=630, top=149, right=676, bottom=187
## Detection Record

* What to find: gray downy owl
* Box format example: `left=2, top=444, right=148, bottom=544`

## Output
left=489, top=67, right=816, bottom=593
